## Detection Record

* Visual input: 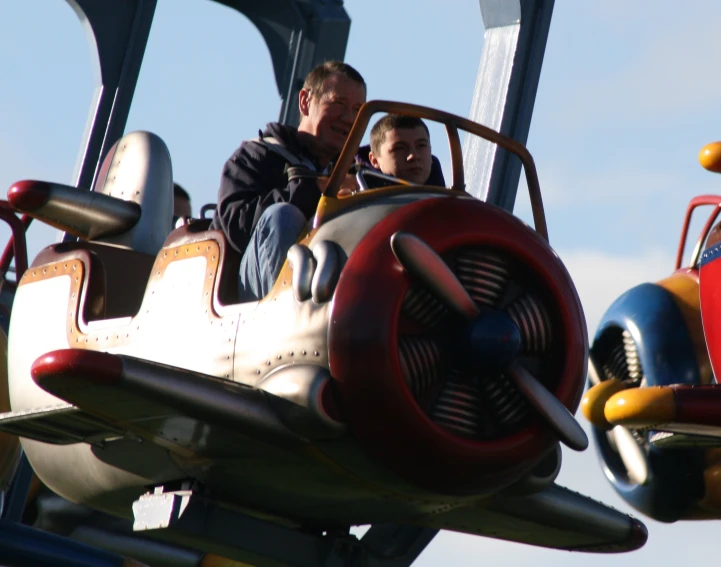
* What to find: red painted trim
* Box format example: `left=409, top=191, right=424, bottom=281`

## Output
left=700, top=257, right=721, bottom=378
left=31, top=349, right=124, bottom=389
left=328, top=196, right=587, bottom=494
left=7, top=180, right=51, bottom=211
left=673, top=385, right=721, bottom=425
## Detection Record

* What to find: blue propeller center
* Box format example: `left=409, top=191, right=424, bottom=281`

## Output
left=458, top=311, right=522, bottom=373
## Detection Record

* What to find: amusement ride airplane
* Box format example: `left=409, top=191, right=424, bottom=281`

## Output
left=582, top=141, right=721, bottom=524
left=0, top=1, right=649, bottom=566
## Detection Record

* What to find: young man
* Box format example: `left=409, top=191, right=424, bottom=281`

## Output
left=367, top=115, right=436, bottom=185
left=211, top=61, right=367, bottom=300
left=173, top=183, right=192, bottom=224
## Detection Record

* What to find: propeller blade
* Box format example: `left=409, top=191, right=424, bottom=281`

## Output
left=607, top=425, right=649, bottom=485
left=507, top=362, right=589, bottom=451
left=391, top=231, right=479, bottom=320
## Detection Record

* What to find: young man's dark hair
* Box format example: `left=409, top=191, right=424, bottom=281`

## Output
left=173, top=183, right=190, bottom=201
left=370, top=115, right=429, bottom=156
left=173, top=183, right=192, bottom=221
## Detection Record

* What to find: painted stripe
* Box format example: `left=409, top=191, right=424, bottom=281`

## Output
left=700, top=241, right=721, bottom=267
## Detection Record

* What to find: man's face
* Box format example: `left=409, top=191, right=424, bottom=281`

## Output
left=300, top=74, right=366, bottom=161
left=369, top=126, right=432, bottom=184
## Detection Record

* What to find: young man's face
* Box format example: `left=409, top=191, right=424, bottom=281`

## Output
left=369, top=126, right=432, bottom=184
left=299, top=73, right=366, bottom=163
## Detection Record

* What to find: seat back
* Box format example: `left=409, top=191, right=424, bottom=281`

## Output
left=93, top=131, right=173, bottom=255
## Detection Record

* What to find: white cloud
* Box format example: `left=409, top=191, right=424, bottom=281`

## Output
left=557, top=247, right=673, bottom=335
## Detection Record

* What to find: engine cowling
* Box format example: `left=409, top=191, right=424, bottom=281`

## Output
left=588, top=270, right=708, bottom=522
left=328, top=196, right=587, bottom=495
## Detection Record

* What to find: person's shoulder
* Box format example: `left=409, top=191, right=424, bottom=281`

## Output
left=227, top=124, right=284, bottom=161
left=355, top=144, right=373, bottom=168
left=262, top=122, right=304, bottom=152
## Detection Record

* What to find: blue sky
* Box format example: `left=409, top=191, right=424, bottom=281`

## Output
left=2, top=0, right=721, bottom=565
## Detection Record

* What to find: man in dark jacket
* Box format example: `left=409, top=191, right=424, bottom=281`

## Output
left=211, top=61, right=366, bottom=300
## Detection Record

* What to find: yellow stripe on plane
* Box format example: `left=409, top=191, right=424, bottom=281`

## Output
left=604, top=387, right=677, bottom=428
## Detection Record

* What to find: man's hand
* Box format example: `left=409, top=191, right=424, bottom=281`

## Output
left=317, top=174, right=358, bottom=197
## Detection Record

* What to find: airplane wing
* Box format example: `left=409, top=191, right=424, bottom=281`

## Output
left=2, top=349, right=306, bottom=459
left=420, top=483, right=646, bottom=552
left=3, top=348, right=648, bottom=555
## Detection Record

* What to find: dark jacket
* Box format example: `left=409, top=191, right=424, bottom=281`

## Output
left=211, top=122, right=324, bottom=255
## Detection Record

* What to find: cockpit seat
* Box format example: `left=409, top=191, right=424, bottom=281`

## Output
left=161, top=221, right=241, bottom=306
left=92, top=131, right=173, bottom=255
left=8, top=131, right=174, bottom=257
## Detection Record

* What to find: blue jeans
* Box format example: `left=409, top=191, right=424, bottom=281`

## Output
left=239, top=203, right=306, bottom=301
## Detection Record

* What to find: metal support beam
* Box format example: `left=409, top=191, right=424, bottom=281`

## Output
left=463, top=0, right=554, bottom=212
left=1, top=452, right=32, bottom=524
left=217, top=0, right=351, bottom=126
left=0, top=521, right=130, bottom=567
left=66, top=0, right=157, bottom=192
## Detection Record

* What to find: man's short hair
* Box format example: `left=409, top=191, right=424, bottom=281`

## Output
left=173, top=183, right=190, bottom=201
left=303, top=61, right=366, bottom=98
left=370, top=115, right=430, bottom=156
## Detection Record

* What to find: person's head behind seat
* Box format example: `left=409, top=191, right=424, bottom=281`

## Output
left=173, top=183, right=192, bottom=223
left=368, top=115, right=432, bottom=185
left=297, top=61, right=367, bottom=167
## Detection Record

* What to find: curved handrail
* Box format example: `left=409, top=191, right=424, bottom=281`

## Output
left=675, top=195, right=721, bottom=270
left=325, top=100, right=548, bottom=242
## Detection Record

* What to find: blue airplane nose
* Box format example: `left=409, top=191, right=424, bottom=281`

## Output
left=459, top=310, right=522, bottom=373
